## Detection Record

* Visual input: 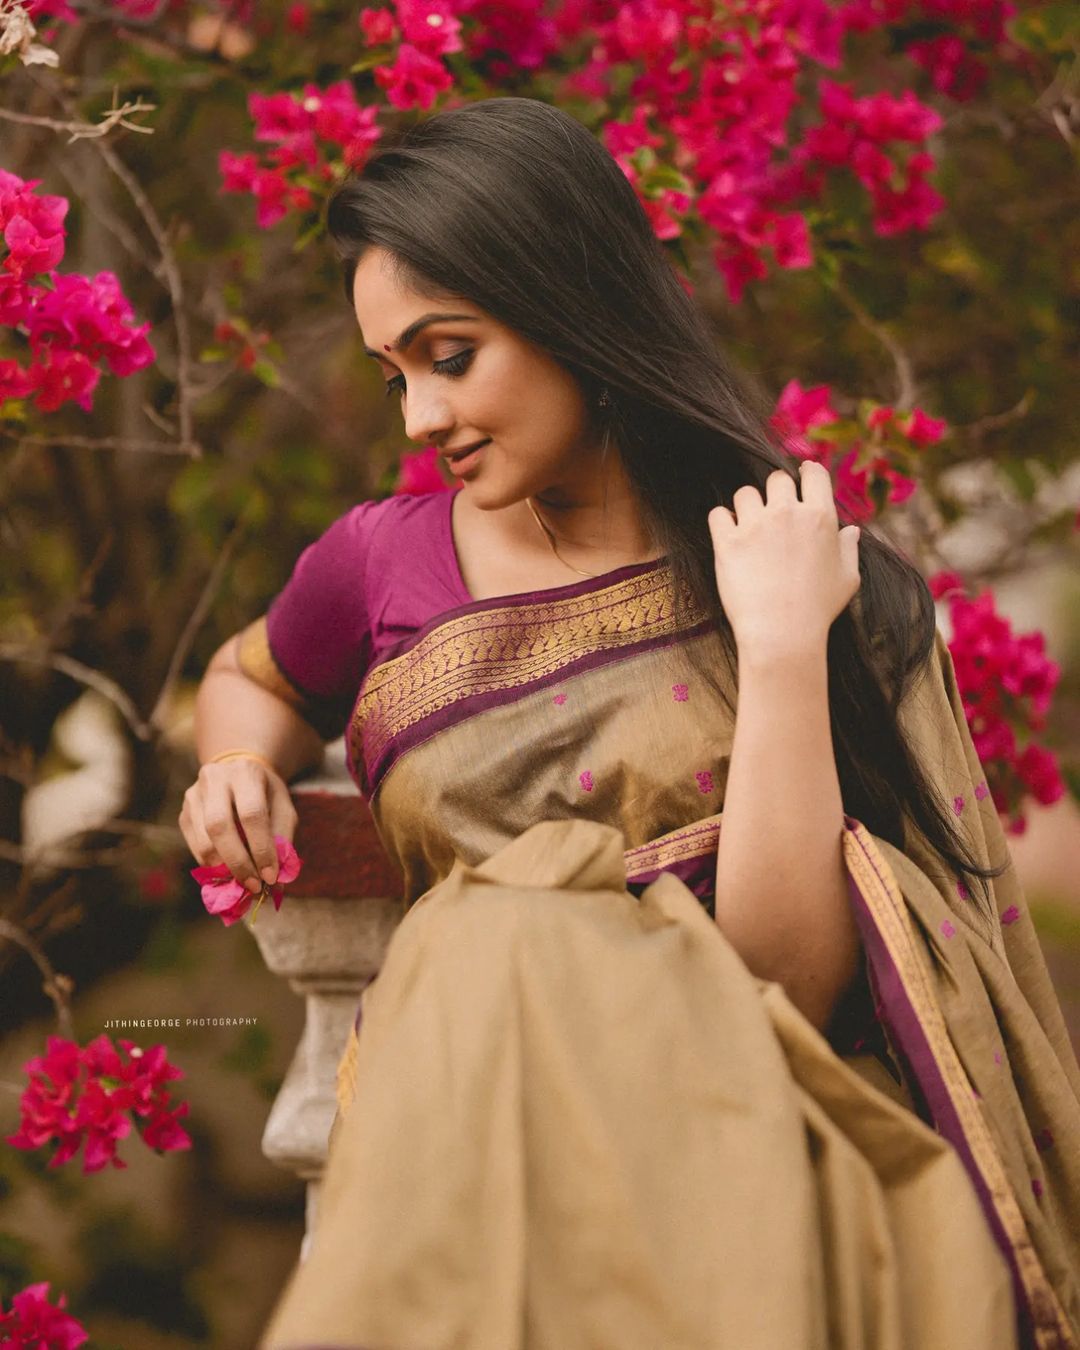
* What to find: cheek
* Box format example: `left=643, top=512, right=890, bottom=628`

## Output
left=485, top=353, right=587, bottom=443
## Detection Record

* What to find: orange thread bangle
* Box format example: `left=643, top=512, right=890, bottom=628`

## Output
left=206, top=749, right=279, bottom=775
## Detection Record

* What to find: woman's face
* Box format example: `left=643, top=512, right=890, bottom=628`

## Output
left=352, top=246, right=606, bottom=509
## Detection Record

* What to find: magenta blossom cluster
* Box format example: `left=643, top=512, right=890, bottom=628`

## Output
left=844, top=0, right=1017, bottom=101
left=191, top=833, right=302, bottom=926
left=931, top=572, right=1065, bottom=833
left=220, top=82, right=382, bottom=228
left=0, top=1282, right=87, bottom=1350
left=0, top=170, right=154, bottom=414
left=214, top=0, right=1025, bottom=302
left=6, top=1034, right=192, bottom=1173
left=771, top=379, right=945, bottom=521
left=796, top=81, right=944, bottom=240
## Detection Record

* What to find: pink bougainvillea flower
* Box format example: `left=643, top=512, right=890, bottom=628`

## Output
left=928, top=569, right=965, bottom=600
left=192, top=833, right=302, bottom=926
left=373, top=42, right=453, bottom=111
left=396, top=0, right=464, bottom=59
left=395, top=445, right=453, bottom=494
left=0, top=170, right=68, bottom=277
left=770, top=378, right=841, bottom=460
left=360, top=6, right=397, bottom=45
left=5, top=1035, right=191, bottom=1173
left=934, top=582, right=1064, bottom=830
left=0, top=1281, right=88, bottom=1349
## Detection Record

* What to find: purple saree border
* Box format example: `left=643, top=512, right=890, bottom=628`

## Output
left=355, top=615, right=714, bottom=802
left=343, top=553, right=686, bottom=799
left=624, top=822, right=720, bottom=912
left=387, top=552, right=672, bottom=667
left=842, top=819, right=1051, bottom=1350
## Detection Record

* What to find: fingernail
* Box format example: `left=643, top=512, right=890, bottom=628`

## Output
left=245, top=877, right=262, bottom=893
left=261, top=866, right=277, bottom=883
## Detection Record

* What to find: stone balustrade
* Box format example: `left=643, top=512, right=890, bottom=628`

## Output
left=246, top=740, right=403, bottom=1260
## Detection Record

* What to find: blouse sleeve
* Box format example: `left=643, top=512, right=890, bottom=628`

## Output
left=234, top=500, right=381, bottom=739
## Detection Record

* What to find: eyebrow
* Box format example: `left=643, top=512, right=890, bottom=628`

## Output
left=362, top=312, right=479, bottom=359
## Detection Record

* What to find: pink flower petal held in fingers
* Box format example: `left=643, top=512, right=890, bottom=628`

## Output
left=191, top=836, right=303, bottom=926
left=273, top=834, right=302, bottom=885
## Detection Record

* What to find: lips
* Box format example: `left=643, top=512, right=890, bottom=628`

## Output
left=443, top=438, right=490, bottom=461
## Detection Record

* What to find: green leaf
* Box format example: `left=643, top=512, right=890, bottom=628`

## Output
left=251, top=359, right=280, bottom=388
left=350, top=50, right=390, bottom=74
left=292, top=219, right=325, bottom=254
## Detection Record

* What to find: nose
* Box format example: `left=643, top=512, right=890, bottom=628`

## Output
left=402, top=381, right=454, bottom=447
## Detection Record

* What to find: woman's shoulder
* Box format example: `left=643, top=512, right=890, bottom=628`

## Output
left=313, top=490, right=447, bottom=563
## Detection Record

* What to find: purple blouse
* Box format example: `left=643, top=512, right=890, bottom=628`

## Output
left=265, top=489, right=470, bottom=732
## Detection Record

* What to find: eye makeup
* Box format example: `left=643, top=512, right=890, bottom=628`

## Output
left=384, top=348, right=475, bottom=398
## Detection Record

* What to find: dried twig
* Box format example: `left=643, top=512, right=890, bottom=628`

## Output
left=52, top=153, right=167, bottom=283
left=50, top=85, right=199, bottom=458
left=0, top=644, right=154, bottom=740
left=150, top=512, right=250, bottom=730
left=829, top=276, right=919, bottom=412
left=0, top=88, right=156, bottom=143
left=952, top=391, right=1034, bottom=444
left=0, top=838, right=137, bottom=869
left=0, top=916, right=75, bottom=1037
left=0, top=430, right=200, bottom=456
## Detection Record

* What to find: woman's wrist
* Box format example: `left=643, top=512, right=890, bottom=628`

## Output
left=734, top=628, right=829, bottom=674
left=204, top=748, right=282, bottom=776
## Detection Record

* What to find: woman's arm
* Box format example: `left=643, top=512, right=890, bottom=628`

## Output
left=707, top=461, right=863, bottom=1034
left=713, top=637, right=859, bottom=1033
left=180, top=635, right=327, bottom=890
left=195, top=635, right=326, bottom=781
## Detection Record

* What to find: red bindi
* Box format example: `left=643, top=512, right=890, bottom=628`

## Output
left=383, top=344, right=391, bottom=351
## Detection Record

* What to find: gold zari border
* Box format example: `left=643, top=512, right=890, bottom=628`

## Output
left=350, top=566, right=704, bottom=781
left=843, top=822, right=1075, bottom=1349
left=235, top=616, right=306, bottom=713
left=624, top=813, right=722, bottom=877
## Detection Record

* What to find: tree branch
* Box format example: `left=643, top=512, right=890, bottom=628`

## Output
left=0, top=916, right=75, bottom=1038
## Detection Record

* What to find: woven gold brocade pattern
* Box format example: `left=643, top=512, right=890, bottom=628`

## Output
left=235, top=616, right=307, bottom=713
left=348, top=564, right=706, bottom=784
left=623, top=813, right=722, bottom=878
left=844, top=821, right=1077, bottom=1350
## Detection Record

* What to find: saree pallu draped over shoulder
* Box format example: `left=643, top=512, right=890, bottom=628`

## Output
left=258, top=557, right=1080, bottom=1350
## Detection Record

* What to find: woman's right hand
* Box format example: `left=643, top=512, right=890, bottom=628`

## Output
left=179, top=757, right=298, bottom=893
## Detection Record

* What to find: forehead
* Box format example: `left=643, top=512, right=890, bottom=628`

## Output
left=351, top=248, right=473, bottom=335
left=351, top=247, right=414, bottom=316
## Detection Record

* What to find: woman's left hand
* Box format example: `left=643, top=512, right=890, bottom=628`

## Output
left=707, top=461, right=861, bottom=657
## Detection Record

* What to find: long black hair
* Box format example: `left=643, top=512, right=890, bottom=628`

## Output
left=325, top=96, right=1002, bottom=923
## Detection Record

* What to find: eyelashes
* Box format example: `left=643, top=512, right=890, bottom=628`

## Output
left=384, top=348, right=474, bottom=399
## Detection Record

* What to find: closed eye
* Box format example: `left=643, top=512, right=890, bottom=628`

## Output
left=385, top=348, right=474, bottom=399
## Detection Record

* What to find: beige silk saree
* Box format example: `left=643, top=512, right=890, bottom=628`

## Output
left=241, top=554, right=1080, bottom=1350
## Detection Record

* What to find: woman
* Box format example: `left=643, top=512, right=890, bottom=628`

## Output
left=181, top=98, right=1080, bottom=1348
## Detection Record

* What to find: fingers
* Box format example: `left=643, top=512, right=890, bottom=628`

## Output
left=192, top=763, right=270, bottom=891
left=839, top=523, right=862, bottom=577
left=266, top=783, right=300, bottom=884
left=179, top=788, right=222, bottom=867
left=714, top=465, right=830, bottom=530
left=731, top=482, right=765, bottom=522
left=764, top=468, right=798, bottom=506
left=233, top=773, right=281, bottom=884
left=181, top=760, right=299, bottom=890
left=797, top=459, right=838, bottom=517
left=707, top=503, right=737, bottom=538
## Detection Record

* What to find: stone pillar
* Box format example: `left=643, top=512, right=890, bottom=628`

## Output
left=246, top=740, right=403, bottom=1259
